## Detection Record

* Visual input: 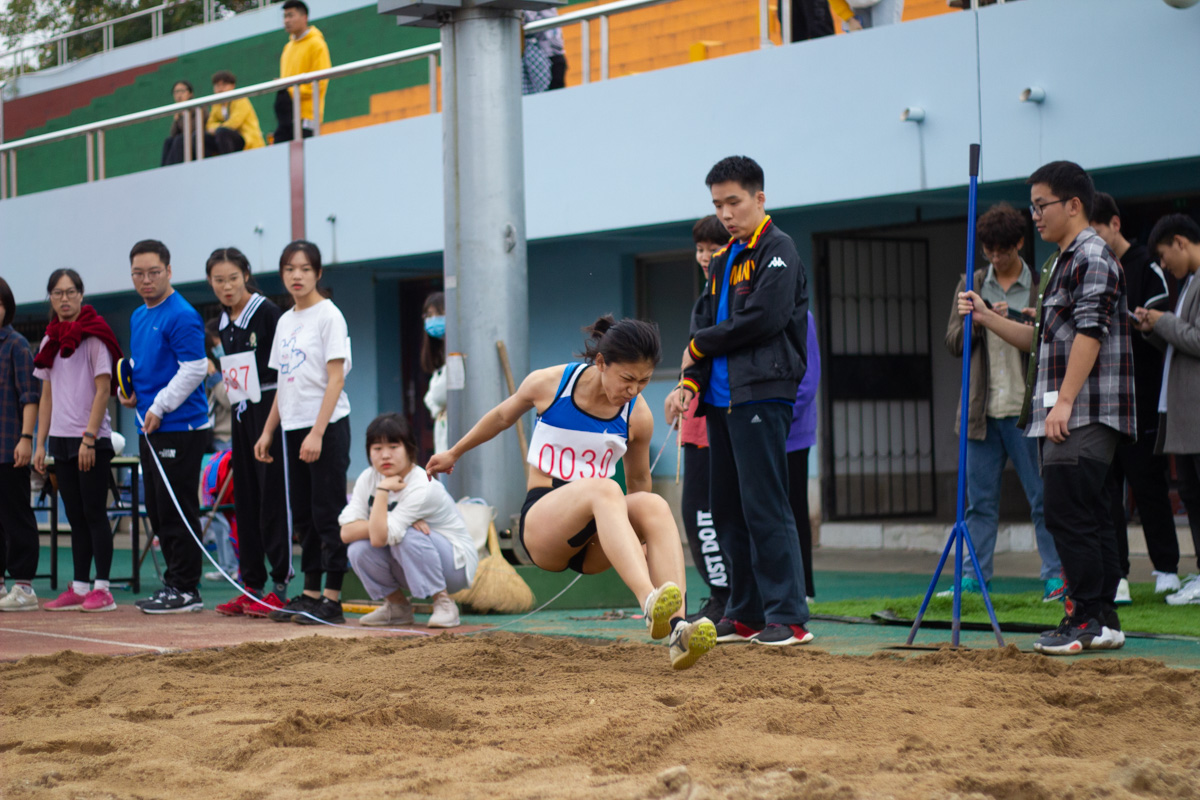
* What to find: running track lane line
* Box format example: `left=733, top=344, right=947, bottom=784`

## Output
left=0, top=626, right=174, bottom=654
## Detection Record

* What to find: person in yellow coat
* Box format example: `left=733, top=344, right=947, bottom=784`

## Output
left=205, top=71, right=265, bottom=155
left=273, top=0, right=331, bottom=144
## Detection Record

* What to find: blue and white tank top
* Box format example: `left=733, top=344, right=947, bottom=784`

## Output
left=527, top=362, right=633, bottom=482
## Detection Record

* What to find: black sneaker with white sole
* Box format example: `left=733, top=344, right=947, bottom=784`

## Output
left=268, top=594, right=318, bottom=622
left=1033, top=616, right=1103, bottom=655
left=751, top=623, right=814, bottom=646
left=134, top=588, right=171, bottom=610
left=293, top=596, right=345, bottom=625
left=685, top=594, right=729, bottom=625
left=140, top=587, right=203, bottom=614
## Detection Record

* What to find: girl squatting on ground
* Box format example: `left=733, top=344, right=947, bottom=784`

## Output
left=254, top=241, right=353, bottom=625
left=428, top=316, right=718, bottom=670
left=339, top=413, right=478, bottom=628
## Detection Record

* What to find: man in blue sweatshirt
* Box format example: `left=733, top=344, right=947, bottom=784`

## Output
left=120, top=240, right=211, bottom=614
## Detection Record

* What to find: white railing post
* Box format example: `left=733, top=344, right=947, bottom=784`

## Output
left=1, top=153, right=6, bottom=200
left=194, top=107, right=205, bottom=158
left=580, top=19, right=590, bottom=84
left=428, top=52, right=438, bottom=113
left=292, top=85, right=302, bottom=141
left=782, top=0, right=792, bottom=44
left=599, top=15, right=609, bottom=80
left=98, top=130, right=106, bottom=180
left=311, top=80, right=321, bottom=136
left=8, top=152, right=15, bottom=197
left=182, top=109, right=192, bottom=161
left=759, top=0, right=772, bottom=48
left=57, top=38, right=67, bottom=65
left=86, top=132, right=95, bottom=181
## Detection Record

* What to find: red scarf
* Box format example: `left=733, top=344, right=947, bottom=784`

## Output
left=34, top=305, right=124, bottom=394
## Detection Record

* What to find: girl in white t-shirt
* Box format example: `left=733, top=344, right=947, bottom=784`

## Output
left=254, top=241, right=352, bottom=626
left=339, top=413, right=477, bottom=628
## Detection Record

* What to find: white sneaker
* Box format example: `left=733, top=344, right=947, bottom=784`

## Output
left=427, top=593, right=461, bottom=628
left=1113, top=578, right=1132, bottom=605
left=668, top=617, right=717, bottom=670
left=359, top=598, right=415, bottom=627
left=1091, top=626, right=1126, bottom=650
left=1152, top=571, right=1182, bottom=594
left=0, top=585, right=38, bottom=611
left=643, top=582, right=682, bottom=640
left=1166, top=574, right=1200, bottom=607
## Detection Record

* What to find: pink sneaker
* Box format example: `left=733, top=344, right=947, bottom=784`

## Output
left=44, top=589, right=86, bottom=611
left=81, top=588, right=117, bottom=612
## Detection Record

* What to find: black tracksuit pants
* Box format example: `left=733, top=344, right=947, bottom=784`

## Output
left=231, top=393, right=291, bottom=591
left=681, top=444, right=729, bottom=603
left=1106, top=431, right=1179, bottom=576
left=283, top=416, right=350, bottom=589
left=787, top=447, right=815, bottom=597
left=140, top=430, right=206, bottom=591
left=705, top=402, right=810, bottom=626
left=50, top=437, right=115, bottom=583
left=0, top=463, right=40, bottom=581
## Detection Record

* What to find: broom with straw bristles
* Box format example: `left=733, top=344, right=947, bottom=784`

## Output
left=449, top=341, right=536, bottom=614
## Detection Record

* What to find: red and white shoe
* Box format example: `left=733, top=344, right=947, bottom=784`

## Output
left=215, top=592, right=260, bottom=617
left=714, top=617, right=762, bottom=643
left=751, top=623, right=814, bottom=646
left=243, top=592, right=286, bottom=618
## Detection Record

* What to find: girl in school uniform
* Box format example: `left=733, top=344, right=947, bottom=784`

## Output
left=33, top=269, right=122, bottom=613
left=205, top=248, right=292, bottom=617
left=254, top=241, right=352, bottom=626
left=339, top=412, right=477, bottom=628
left=427, top=316, right=717, bottom=670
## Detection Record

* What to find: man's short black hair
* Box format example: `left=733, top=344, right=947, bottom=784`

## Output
left=706, top=156, right=764, bottom=195
left=282, top=0, right=309, bottom=15
left=1090, top=192, right=1120, bottom=226
left=1148, top=214, right=1200, bottom=249
left=692, top=215, right=728, bottom=246
left=130, top=239, right=171, bottom=266
left=1027, top=160, right=1095, bottom=219
left=211, top=70, right=237, bottom=86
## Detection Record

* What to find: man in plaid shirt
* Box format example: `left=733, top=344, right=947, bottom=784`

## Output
left=958, top=161, right=1136, bottom=656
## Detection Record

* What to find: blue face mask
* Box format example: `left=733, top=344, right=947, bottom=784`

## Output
left=211, top=344, right=226, bottom=359
left=424, top=316, right=446, bottom=339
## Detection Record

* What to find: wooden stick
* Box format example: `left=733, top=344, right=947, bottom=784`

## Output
left=496, top=341, right=528, bottom=463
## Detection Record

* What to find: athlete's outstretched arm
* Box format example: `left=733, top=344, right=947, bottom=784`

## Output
left=426, top=366, right=560, bottom=477
left=621, top=398, right=655, bottom=495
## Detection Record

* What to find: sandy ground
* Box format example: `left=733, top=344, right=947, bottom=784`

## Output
left=3, top=633, right=1199, bottom=800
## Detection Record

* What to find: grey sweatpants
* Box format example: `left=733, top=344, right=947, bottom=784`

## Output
left=347, top=531, right=469, bottom=600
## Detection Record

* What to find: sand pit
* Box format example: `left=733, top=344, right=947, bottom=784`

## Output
left=3, top=633, right=1199, bottom=799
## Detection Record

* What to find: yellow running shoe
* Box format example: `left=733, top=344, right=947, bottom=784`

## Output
left=669, top=617, right=717, bottom=670
left=643, top=582, right=683, bottom=640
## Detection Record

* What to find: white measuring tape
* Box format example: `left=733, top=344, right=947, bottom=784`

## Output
left=137, top=412, right=585, bottom=636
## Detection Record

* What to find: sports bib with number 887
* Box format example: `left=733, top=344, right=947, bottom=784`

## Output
left=219, top=350, right=262, bottom=404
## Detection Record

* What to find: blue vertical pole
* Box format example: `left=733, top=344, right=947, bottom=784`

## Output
left=908, top=143, right=1004, bottom=648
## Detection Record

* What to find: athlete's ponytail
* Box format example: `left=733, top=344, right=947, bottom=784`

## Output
left=579, top=315, right=662, bottom=367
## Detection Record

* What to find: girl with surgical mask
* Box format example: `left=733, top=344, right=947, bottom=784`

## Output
left=421, top=293, right=448, bottom=454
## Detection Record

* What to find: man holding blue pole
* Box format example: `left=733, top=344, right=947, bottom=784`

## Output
left=960, top=161, right=1136, bottom=655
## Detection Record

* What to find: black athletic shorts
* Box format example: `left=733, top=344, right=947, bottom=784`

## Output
left=518, top=479, right=597, bottom=574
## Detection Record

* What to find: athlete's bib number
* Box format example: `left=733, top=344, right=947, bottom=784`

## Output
left=536, top=443, right=616, bottom=481
left=219, top=351, right=261, bottom=404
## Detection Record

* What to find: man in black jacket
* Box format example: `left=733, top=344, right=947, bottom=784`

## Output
left=1090, top=192, right=1181, bottom=599
left=674, top=155, right=812, bottom=646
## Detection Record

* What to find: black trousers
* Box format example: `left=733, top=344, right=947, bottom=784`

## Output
left=0, top=463, right=40, bottom=581
left=50, top=437, right=115, bottom=583
left=1041, top=424, right=1120, bottom=621
left=232, top=393, right=291, bottom=591
left=283, top=417, right=350, bottom=584
left=164, top=129, right=245, bottom=164
left=140, top=431, right=206, bottom=591
left=681, top=444, right=729, bottom=602
left=1106, top=431, right=1179, bottom=576
left=778, top=0, right=835, bottom=41
left=272, top=89, right=314, bottom=144
left=548, top=55, right=568, bottom=90
left=706, top=402, right=809, bottom=626
left=787, top=447, right=815, bottom=597
left=1176, top=454, right=1200, bottom=573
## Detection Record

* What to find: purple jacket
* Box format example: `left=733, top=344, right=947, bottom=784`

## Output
left=787, top=312, right=820, bottom=452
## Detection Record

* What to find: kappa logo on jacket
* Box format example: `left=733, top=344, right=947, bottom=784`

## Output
left=767, top=257, right=787, bottom=268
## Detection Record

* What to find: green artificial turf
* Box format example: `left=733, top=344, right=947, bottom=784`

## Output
left=811, top=581, right=1200, bottom=637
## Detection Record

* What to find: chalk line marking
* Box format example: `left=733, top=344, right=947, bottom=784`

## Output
left=0, top=626, right=174, bottom=654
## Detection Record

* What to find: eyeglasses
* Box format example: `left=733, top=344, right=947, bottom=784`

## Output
left=131, top=269, right=166, bottom=281
left=50, top=289, right=80, bottom=300
left=1029, top=199, right=1067, bottom=219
